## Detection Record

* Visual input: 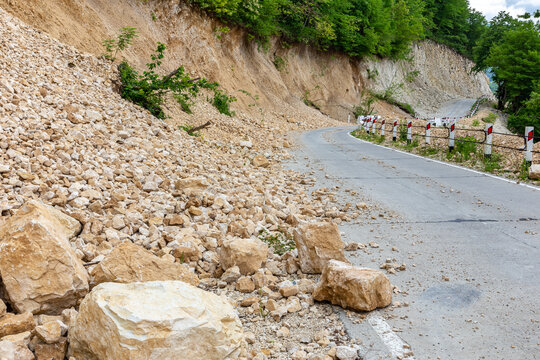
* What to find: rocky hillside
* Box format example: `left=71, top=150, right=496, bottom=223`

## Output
left=0, top=0, right=492, bottom=120
left=0, top=7, right=400, bottom=360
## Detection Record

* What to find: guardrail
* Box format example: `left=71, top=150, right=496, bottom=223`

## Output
left=357, top=115, right=539, bottom=162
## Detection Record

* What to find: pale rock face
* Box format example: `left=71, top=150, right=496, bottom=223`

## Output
left=313, top=260, right=392, bottom=311
left=90, top=241, right=199, bottom=286
left=220, top=237, right=268, bottom=275
left=0, top=201, right=88, bottom=314
left=69, top=281, right=245, bottom=360
left=0, top=339, right=35, bottom=360
left=293, top=222, right=349, bottom=274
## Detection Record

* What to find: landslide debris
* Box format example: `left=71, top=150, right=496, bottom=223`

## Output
left=0, top=8, right=392, bottom=360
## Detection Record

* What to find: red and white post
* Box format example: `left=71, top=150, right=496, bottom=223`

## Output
left=407, top=121, right=412, bottom=143
left=449, top=122, right=456, bottom=152
left=372, top=116, right=378, bottom=135
left=525, top=126, right=534, bottom=163
left=392, top=120, right=398, bottom=141
left=425, top=122, right=431, bottom=144
left=381, top=118, right=386, bottom=136
left=484, top=124, right=493, bottom=158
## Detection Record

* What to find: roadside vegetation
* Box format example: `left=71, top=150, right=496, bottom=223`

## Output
left=351, top=128, right=506, bottom=175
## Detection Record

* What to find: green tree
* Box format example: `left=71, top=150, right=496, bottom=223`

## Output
left=473, top=11, right=519, bottom=72
left=486, top=22, right=540, bottom=112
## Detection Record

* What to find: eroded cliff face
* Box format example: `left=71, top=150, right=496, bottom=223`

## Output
left=365, top=40, right=494, bottom=117
left=0, top=0, right=492, bottom=120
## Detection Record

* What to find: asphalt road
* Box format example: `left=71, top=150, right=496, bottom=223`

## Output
left=433, top=99, right=476, bottom=118
left=286, top=127, right=540, bottom=360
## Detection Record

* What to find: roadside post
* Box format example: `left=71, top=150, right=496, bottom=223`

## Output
left=425, top=122, right=431, bottom=144
left=348, top=114, right=350, bottom=124
left=372, top=117, right=377, bottom=135
left=449, top=121, right=456, bottom=152
left=381, top=118, right=385, bottom=136
left=484, top=124, right=493, bottom=158
left=407, top=121, right=412, bottom=144
left=525, top=126, right=534, bottom=163
left=392, top=120, right=397, bottom=141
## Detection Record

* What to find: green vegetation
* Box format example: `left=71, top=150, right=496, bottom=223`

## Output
left=302, top=86, right=321, bottom=110
left=454, top=136, right=479, bottom=162
left=212, top=89, right=236, bottom=116
left=482, top=112, right=497, bottom=123
left=483, top=153, right=502, bottom=173
left=472, top=12, right=540, bottom=137
left=179, top=124, right=202, bottom=137
left=472, top=119, right=480, bottom=127
left=370, top=84, right=415, bottom=116
left=399, top=123, right=408, bottom=141
left=107, top=32, right=236, bottom=118
left=214, top=26, right=231, bottom=39
left=353, top=91, right=375, bottom=117
left=102, top=27, right=138, bottom=61
left=258, top=229, right=296, bottom=256
left=519, top=159, right=531, bottom=180
left=187, top=0, right=427, bottom=59
left=273, top=55, right=287, bottom=71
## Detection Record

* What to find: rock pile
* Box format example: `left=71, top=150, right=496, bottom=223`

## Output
left=0, top=7, right=393, bottom=360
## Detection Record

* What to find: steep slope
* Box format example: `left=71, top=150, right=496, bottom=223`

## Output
left=0, top=7, right=362, bottom=357
left=0, top=0, right=492, bottom=120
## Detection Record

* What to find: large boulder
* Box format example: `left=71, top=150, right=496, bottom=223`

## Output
left=90, top=241, right=199, bottom=286
left=313, top=260, right=392, bottom=311
left=69, top=281, right=245, bottom=360
left=293, top=222, right=348, bottom=274
left=529, top=164, right=540, bottom=180
left=220, top=237, right=268, bottom=275
left=0, top=201, right=88, bottom=314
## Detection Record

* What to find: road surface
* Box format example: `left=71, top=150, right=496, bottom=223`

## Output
left=433, top=99, right=476, bottom=119
left=287, top=127, right=540, bottom=359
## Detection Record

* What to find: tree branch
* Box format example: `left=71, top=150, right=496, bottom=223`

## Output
left=188, top=121, right=212, bottom=134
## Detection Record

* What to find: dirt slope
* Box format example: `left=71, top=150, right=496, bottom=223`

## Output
left=0, top=0, right=492, bottom=121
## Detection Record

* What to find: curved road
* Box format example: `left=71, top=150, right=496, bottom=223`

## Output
left=433, top=98, right=476, bottom=118
left=287, top=127, right=540, bottom=359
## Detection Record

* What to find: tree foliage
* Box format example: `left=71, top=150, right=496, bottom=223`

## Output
left=188, top=0, right=427, bottom=59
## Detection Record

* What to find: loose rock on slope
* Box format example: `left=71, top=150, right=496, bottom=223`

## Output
left=0, top=201, right=88, bottom=314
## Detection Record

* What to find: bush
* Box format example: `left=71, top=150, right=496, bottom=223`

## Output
left=482, top=112, right=497, bottom=123
left=212, top=89, right=236, bottom=116
left=117, top=42, right=235, bottom=118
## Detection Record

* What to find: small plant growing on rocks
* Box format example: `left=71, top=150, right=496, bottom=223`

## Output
left=258, top=229, right=296, bottom=256
left=102, top=27, right=138, bottom=61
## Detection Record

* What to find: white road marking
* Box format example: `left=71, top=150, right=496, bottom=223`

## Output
left=347, top=132, right=540, bottom=192
left=368, top=315, right=415, bottom=359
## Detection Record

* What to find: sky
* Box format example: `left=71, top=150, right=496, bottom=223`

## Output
left=469, top=0, right=540, bottom=19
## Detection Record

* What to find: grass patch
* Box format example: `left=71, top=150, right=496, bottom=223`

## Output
left=482, top=112, right=497, bottom=123
left=483, top=153, right=503, bottom=173
left=258, top=229, right=296, bottom=256
left=519, top=159, right=531, bottom=180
